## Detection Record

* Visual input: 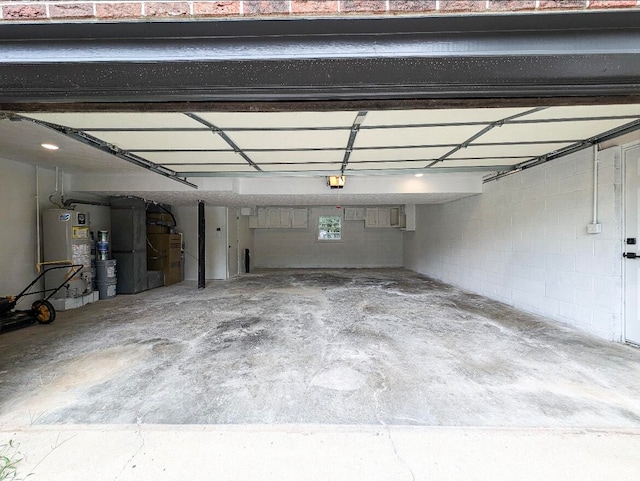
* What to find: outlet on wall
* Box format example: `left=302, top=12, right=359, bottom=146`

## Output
left=587, top=223, right=602, bottom=234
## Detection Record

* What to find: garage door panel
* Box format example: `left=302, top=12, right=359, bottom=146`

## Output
left=350, top=146, right=449, bottom=162
left=23, top=112, right=204, bottom=129
left=196, top=111, right=356, bottom=129
left=259, top=163, right=343, bottom=172
left=440, top=158, right=523, bottom=167
left=86, top=130, right=230, bottom=150
left=347, top=161, right=430, bottom=170
left=138, top=151, right=240, bottom=164
left=171, top=164, right=258, bottom=173
left=479, top=119, right=630, bottom=144
left=226, top=130, right=350, bottom=149
left=517, top=104, right=640, bottom=121
left=355, top=125, right=481, bottom=148
left=250, top=150, right=342, bottom=163
left=449, top=143, right=571, bottom=159
left=362, top=108, right=530, bottom=126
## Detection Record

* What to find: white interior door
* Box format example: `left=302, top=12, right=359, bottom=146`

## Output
left=624, top=145, right=640, bottom=344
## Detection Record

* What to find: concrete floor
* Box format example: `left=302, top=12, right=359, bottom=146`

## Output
left=1, top=268, right=640, bottom=427
left=2, top=268, right=640, bottom=479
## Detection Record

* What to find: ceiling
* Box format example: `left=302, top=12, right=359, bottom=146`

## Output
left=9, top=104, right=640, bottom=181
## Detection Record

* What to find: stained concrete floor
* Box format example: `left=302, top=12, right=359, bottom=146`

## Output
left=1, top=268, right=640, bottom=428
left=3, top=268, right=640, bottom=480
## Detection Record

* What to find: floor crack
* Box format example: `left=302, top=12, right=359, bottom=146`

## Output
left=385, top=427, right=416, bottom=481
left=113, top=417, right=146, bottom=481
left=373, top=367, right=415, bottom=481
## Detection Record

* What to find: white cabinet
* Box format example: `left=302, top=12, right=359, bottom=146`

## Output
left=280, top=208, right=293, bottom=228
left=390, top=207, right=400, bottom=227
left=344, top=207, right=365, bottom=221
left=364, top=207, right=402, bottom=228
left=257, top=208, right=267, bottom=228
left=400, top=204, right=416, bottom=231
left=365, top=208, right=391, bottom=228
left=378, top=208, right=391, bottom=227
left=292, top=209, right=308, bottom=228
left=267, top=208, right=280, bottom=228
left=249, top=207, right=308, bottom=229
left=365, top=208, right=378, bottom=228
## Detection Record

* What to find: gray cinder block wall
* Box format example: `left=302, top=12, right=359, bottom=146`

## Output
left=404, top=147, right=623, bottom=341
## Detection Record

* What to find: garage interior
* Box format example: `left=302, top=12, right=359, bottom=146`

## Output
left=2, top=9, right=640, bottom=480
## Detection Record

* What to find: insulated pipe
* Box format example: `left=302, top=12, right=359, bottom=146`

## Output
left=593, top=145, right=599, bottom=224
left=63, top=198, right=110, bottom=207
left=198, top=200, right=205, bottom=289
left=50, top=166, right=63, bottom=208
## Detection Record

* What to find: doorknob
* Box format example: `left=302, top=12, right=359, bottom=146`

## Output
left=623, top=252, right=638, bottom=259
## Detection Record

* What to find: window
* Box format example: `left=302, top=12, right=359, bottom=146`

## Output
left=318, top=216, right=342, bottom=241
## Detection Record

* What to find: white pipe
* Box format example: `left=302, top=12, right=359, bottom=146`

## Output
left=593, top=150, right=597, bottom=223
left=36, top=165, right=41, bottom=267
left=61, top=169, right=65, bottom=201
left=55, top=166, right=59, bottom=192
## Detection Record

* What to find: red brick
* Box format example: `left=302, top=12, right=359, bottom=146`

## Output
left=50, top=3, right=94, bottom=19
left=292, top=1, right=340, bottom=15
left=389, top=0, right=436, bottom=13
left=96, top=3, right=144, bottom=19
left=244, top=0, right=289, bottom=15
left=2, top=4, right=47, bottom=20
left=589, top=0, right=637, bottom=8
left=145, top=2, right=190, bottom=17
left=488, top=0, right=536, bottom=11
left=342, top=0, right=387, bottom=13
left=538, top=0, right=586, bottom=9
left=440, top=0, right=487, bottom=12
left=194, top=1, right=240, bottom=16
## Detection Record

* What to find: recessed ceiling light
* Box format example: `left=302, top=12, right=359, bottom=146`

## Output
left=414, top=173, right=424, bottom=177
left=41, top=143, right=59, bottom=150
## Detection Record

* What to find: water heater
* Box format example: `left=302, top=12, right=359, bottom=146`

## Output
left=42, top=209, right=92, bottom=298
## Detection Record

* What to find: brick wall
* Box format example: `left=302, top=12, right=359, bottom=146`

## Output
left=403, top=147, right=623, bottom=341
left=0, top=0, right=637, bottom=22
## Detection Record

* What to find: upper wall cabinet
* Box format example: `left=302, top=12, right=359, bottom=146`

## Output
left=249, top=207, right=308, bottom=229
left=364, top=207, right=400, bottom=228
left=400, top=204, right=416, bottom=231
left=344, top=207, right=365, bottom=221
left=292, top=209, right=308, bottom=229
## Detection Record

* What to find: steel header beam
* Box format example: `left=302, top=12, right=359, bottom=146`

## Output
left=0, top=11, right=639, bottom=104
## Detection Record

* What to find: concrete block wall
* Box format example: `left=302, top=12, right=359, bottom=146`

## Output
left=254, top=206, right=403, bottom=268
left=0, top=0, right=636, bottom=22
left=403, top=147, right=623, bottom=341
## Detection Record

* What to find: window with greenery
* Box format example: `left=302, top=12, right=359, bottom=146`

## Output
left=318, top=216, right=342, bottom=241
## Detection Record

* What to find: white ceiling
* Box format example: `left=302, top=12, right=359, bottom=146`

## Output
left=1, top=104, right=639, bottom=206
left=0, top=119, right=139, bottom=174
